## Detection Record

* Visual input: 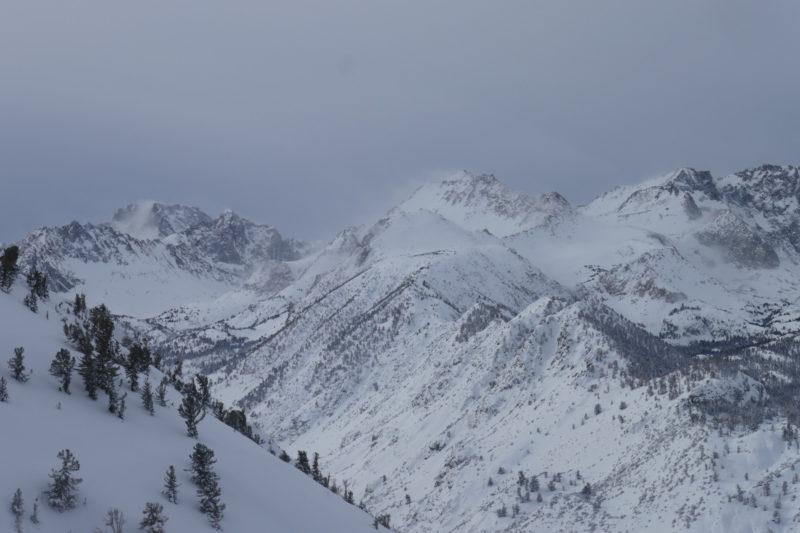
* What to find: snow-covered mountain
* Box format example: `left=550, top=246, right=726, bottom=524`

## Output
left=14, top=202, right=308, bottom=316
left=8, top=166, right=800, bottom=532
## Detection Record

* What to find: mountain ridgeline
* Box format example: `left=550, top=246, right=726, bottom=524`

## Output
left=8, top=164, right=800, bottom=532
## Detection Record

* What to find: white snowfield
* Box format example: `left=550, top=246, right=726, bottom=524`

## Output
left=0, top=290, right=375, bottom=533
left=9, top=164, right=800, bottom=532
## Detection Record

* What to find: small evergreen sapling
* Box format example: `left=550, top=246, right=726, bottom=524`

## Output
left=47, top=449, right=82, bottom=511
left=8, top=347, right=29, bottom=382
left=116, top=393, right=127, bottom=420
left=11, top=488, right=24, bottom=533
left=156, top=377, right=168, bottom=407
left=49, top=348, right=76, bottom=394
left=23, top=291, right=38, bottom=313
left=30, top=497, right=39, bottom=524
left=0, top=376, right=8, bottom=402
left=141, top=379, right=155, bottom=415
left=104, top=508, right=125, bottom=533
left=140, top=502, right=168, bottom=533
left=163, top=465, right=179, bottom=504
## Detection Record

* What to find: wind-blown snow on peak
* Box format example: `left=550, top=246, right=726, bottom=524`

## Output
left=111, top=201, right=212, bottom=240
left=398, top=170, right=573, bottom=237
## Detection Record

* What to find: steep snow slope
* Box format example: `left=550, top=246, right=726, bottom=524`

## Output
left=0, top=290, right=375, bottom=533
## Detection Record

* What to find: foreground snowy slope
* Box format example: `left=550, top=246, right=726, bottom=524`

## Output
left=0, top=289, right=375, bottom=532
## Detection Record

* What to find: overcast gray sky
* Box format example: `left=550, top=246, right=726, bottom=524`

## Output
left=2, top=1, right=799, bottom=243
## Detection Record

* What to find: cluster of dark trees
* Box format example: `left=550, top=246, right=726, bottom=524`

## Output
left=62, top=300, right=159, bottom=418
left=23, top=267, right=48, bottom=312
left=0, top=246, right=19, bottom=292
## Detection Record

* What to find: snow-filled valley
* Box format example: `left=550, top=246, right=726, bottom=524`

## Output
left=5, top=165, right=800, bottom=532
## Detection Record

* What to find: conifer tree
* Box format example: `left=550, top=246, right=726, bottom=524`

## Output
left=104, top=508, right=125, bottom=533
left=47, top=449, right=82, bottom=511
left=178, top=381, right=206, bottom=438
left=89, top=305, right=119, bottom=398
left=0, top=376, right=8, bottom=402
left=8, top=347, right=29, bottom=382
left=73, top=293, right=86, bottom=315
left=195, top=374, right=211, bottom=407
left=156, top=377, right=168, bottom=407
left=312, top=453, right=322, bottom=483
left=140, top=502, right=168, bottom=533
left=77, top=352, right=98, bottom=400
left=49, top=348, right=76, bottom=394
left=141, top=379, right=155, bottom=415
left=30, top=497, right=39, bottom=524
left=0, top=246, right=19, bottom=292
left=11, top=488, right=24, bottom=533
left=163, top=465, right=179, bottom=504
left=189, top=443, right=225, bottom=530
left=116, top=392, right=127, bottom=420
left=125, top=343, right=152, bottom=391
left=23, top=291, right=37, bottom=313
left=295, top=451, right=311, bottom=475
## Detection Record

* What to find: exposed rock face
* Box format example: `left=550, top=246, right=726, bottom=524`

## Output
left=111, top=201, right=212, bottom=239
left=694, top=210, right=780, bottom=269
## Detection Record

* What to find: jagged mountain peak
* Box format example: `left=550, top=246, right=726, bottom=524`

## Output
left=399, top=170, right=573, bottom=237
left=720, top=164, right=800, bottom=207
left=111, top=201, right=212, bottom=240
left=664, top=167, right=720, bottom=200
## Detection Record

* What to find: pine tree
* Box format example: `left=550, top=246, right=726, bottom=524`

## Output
left=23, top=291, right=37, bottom=313
left=30, top=497, right=39, bottom=524
left=156, top=377, right=169, bottom=407
left=0, top=246, right=19, bottom=292
left=47, top=449, right=82, bottom=511
left=104, top=508, right=125, bottom=533
left=178, top=381, right=206, bottom=438
left=116, top=392, right=127, bottom=419
left=0, top=376, right=8, bottom=402
left=49, top=348, right=76, bottom=394
left=212, top=400, right=226, bottom=420
left=88, top=305, right=119, bottom=398
left=295, top=451, right=311, bottom=475
left=125, top=343, right=152, bottom=392
left=77, top=352, right=98, bottom=400
left=141, top=379, right=155, bottom=415
left=8, top=347, right=29, bottom=382
left=11, top=488, right=24, bottom=533
left=140, top=502, right=168, bottom=533
left=195, top=374, right=211, bottom=407
left=163, top=465, right=179, bottom=504
left=189, top=443, right=225, bottom=530
left=73, top=293, right=86, bottom=315
left=312, top=453, right=322, bottom=483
